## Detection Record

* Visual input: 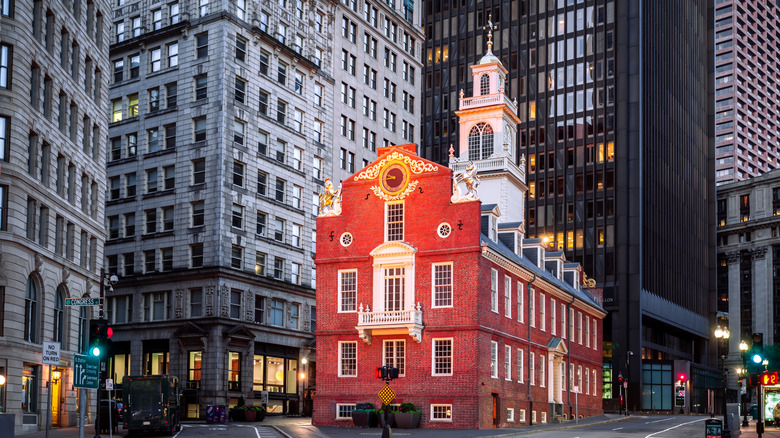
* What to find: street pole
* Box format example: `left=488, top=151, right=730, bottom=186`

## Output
left=79, top=388, right=86, bottom=438
left=46, top=365, right=52, bottom=438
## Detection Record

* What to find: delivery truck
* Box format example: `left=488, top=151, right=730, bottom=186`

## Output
left=122, top=375, right=181, bottom=435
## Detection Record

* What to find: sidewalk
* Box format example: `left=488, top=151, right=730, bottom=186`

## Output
left=737, top=419, right=780, bottom=438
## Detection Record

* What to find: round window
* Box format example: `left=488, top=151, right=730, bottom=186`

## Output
left=340, top=232, right=353, bottom=247
left=437, top=223, right=452, bottom=238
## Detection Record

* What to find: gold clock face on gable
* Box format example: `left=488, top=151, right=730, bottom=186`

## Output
left=380, top=162, right=410, bottom=194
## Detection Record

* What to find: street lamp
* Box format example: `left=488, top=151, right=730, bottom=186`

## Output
left=739, top=340, right=749, bottom=427
left=715, top=325, right=731, bottom=438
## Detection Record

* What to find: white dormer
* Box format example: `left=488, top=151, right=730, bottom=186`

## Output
left=481, top=204, right=501, bottom=242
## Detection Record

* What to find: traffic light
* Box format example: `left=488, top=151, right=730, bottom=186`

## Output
left=376, top=366, right=387, bottom=380
left=677, top=372, right=687, bottom=383
left=88, top=318, right=112, bottom=357
left=751, top=333, right=764, bottom=364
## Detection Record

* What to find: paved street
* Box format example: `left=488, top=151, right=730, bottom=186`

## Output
left=16, top=415, right=780, bottom=438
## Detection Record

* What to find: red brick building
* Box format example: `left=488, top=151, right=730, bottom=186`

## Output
left=313, top=36, right=605, bottom=429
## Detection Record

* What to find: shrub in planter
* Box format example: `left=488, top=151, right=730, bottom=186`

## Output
left=230, top=397, right=247, bottom=422
left=244, top=407, right=256, bottom=422
left=249, top=405, right=266, bottom=422
left=352, top=402, right=379, bottom=428
left=394, top=403, right=421, bottom=429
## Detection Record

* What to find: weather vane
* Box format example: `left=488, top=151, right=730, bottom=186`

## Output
left=482, top=14, right=498, bottom=51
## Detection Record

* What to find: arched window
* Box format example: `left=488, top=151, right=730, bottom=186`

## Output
left=53, top=286, right=65, bottom=344
left=24, top=276, right=39, bottom=343
left=480, top=74, right=490, bottom=95
left=468, top=123, right=494, bottom=161
left=78, top=307, right=88, bottom=354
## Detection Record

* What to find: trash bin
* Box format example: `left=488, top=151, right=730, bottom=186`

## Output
left=207, top=405, right=226, bottom=424
left=705, top=418, right=722, bottom=438
left=752, top=404, right=758, bottom=420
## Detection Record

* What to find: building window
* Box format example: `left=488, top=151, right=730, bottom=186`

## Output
left=143, top=292, right=167, bottom=321
left=24, top=276, right=39, bottom=343
left=192, top=159, right=205, bottom=184
left=339, top=341, right=357, bottom=377
left=432, top=263, right=452, bottom=307
left=231, top=245, right=243, bottom=269
left=269, top=298, right=284, bottom=326
left=190, top=243, right=203, bottom=268
left=230, top=289, right=241, bottom=319
left=339, top=270, right=357, bottom=312
left=490, top=269, right=499, bottom=313
left=384, top=340, right=405, bottom=376
left=432, top=338, right=452, bottom=376
left=290, top=302, right=299, bottom=328
left=386, top=202, right=404, bottom=241
left=231, top=204, right=244, bottom=229
left=195, top=75, right=207, bottom=100
left=490, top=340, right=498, bottom=378
left=431, top=404, right=452, bottom=421
left=228, top=351, right=240, bottom=391
left=194, top=117, right=206, bottom=142
left=468, top=122, right=493, bottom=161
left=235, top=36, right=247, bottom=62
left=517, top=348, right=524, bottom=383
left=53, top=287, right=65, bottom=344
left=253, top=294, right=264, bottom=323
left=273, top=257, right=284, bottom=280
left=0, top=45, right=11, bottom=89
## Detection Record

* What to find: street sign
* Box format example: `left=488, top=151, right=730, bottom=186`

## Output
left=378, top=384, right=396, bottom=405
left=675, top=385, right=685, bottom=407
left=42, top=341, right=61, bottom=365
left=73, top=354, right=100, bottom=389
left=106, top=378, right=114, bottom=390
left=65, top=298, right=102, bottom=306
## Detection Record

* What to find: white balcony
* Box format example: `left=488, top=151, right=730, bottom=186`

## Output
left=356, top=303, right=423, bottom=344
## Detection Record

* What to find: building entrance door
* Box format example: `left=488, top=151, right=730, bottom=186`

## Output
left=492, top=394, right=498, bottom=428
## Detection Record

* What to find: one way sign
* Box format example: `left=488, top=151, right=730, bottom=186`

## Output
left=73, top=354, right=99, bottom=389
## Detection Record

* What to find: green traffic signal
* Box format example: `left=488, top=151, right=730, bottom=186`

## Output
left=90, top=345, right=101, bottom=357
left=752, top=353, right=763, bottom=364
left=88, top=318, right=112, bottom=357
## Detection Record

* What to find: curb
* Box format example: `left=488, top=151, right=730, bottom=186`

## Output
left=460, top=416, right=643, bottom=438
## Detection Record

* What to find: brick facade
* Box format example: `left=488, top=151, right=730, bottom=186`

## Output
left=313, top=144, right=605, bottom=429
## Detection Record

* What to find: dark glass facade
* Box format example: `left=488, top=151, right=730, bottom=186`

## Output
left=422, top=0, right=715, bottom=407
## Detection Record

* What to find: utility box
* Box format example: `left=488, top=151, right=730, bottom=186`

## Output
left=705, top=418, right=722, bottom=438
left=0, top=413, right=14, bottom=438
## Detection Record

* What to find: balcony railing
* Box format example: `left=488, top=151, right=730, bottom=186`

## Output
left=459, top=92, right=517, bottom=113
left=356, top=303, right=423, bottom=344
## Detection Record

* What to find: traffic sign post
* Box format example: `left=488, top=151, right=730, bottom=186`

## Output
left=42, top=342, right=60, bottom=438
left=376, top=365, right=399, bottom=438
left=74, top=354, right=100, bottom=389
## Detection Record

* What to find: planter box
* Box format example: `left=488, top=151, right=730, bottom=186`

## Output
left=245, top=409, right=256, bottom=422
left=394, top=412, right=420, bottom=429
left=229, top=409, right=245, bottom=422
left=352, top=411, right=379, bottom=428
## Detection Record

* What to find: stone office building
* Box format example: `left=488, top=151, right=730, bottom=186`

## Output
left=0, top=0, right=111, bottom=433
left=716, top=168, right=780, bottom=385
left=103, top=0, right=330, bottom=416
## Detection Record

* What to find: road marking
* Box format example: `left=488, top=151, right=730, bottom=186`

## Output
left=613, top=427, right=623, bottom=430
left=648, top=418, right=674, bottom=424
left=234, top=424, right=263, bottom=438
left=644, top=417, right=707, bottom=438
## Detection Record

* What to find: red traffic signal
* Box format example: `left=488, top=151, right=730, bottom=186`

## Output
left=678, top=372, right=687, bottom=383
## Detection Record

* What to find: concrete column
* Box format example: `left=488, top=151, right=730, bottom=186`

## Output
left=752, top=247, right=769, bottom=343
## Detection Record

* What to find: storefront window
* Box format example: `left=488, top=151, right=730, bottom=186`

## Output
left=253, top=355, right=264, bottom=391
left=111, top=353, right=130, bottom=383
left=228, top=351, right=240, bottom=391
left=22, top=365, right=38, bottom=412
left=266, top=356, right=284, bottom=392
left=144, top=351, right=168, bottom=375
left=188, top=351, right=201, bottom=388
left=286, top=359, right=298, bottom=394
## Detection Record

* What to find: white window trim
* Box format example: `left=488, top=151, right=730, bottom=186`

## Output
left=504, top=345, right=511, bottom=380
left=338, top=341, right=357, bottom=378
left=430, top=404, right=453, bottom=422
left=507, top=407, right=515, bottom=422
left=593, top=319, right=598, bottom=350
left=540, top=293, right=546, bottom=331
left=382, top=339, right=406, bottom=377
left=431, top=337, right=453, bottom=376
left=517, top=281, right=524, bottom=323
left=384, top=200, right=405, bottom=242
left=530, top=352, right=535, bottom=386
left=431, top=262, right=453, bottom=308
left=335, top=403, right=356, bottom=420
left=370, top=241, right=416, bottom=313
left=490, top=340, right=498, bottom=379
left=337, top=269, right=357, bottom=313
left=540, top=355, right=546, bottom=388
left=517, top=348, right=524, bottom=383
left=504, top=276, right=511, bottom=318
left=519, top=409, right=526, bottom=423
left=551, top=298, right=556, bottom=335
left=530, top=288, right=536, bottom=327
left=490, top=268, right=498, bottom=313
